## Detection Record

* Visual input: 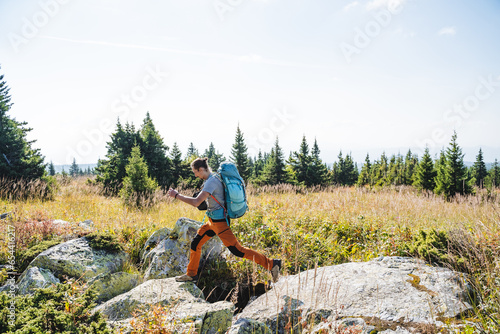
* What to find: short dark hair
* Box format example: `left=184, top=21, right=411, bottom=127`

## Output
left=191, top=157, right=211, bottom=171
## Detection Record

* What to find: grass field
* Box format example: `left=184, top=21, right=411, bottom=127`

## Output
left=1, top=177, right=500, bottom=332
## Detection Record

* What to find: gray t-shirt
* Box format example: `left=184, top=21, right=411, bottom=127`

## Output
left=202, top=173, right=225, bottom=212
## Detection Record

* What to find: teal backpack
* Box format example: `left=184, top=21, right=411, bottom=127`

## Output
left=212, top=161, right=248, bottom=219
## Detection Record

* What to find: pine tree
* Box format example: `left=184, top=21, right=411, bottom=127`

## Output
left=331, top=151, right=344, bottom=185
left=169, top=142, right=190, bottom=187
left=387, top=154, right=398, bottom=185
left=251, top=150, right=265, bottom=181
left=403, top=149, right=418, bottom=185
left=69, top=158, right=79, bottom=177
left=48, top=161, right=56, bottom=176
left=372, top=152, right=388, bottom=186
left=139, top=112, right=171, bottom=187
left=203, top=142, right=225, bottom=171
left=343, top=153, right=359, bottom=186
left=230, top=125, right=250, bottom=181
left=434, top=132, right=471, bottom=199
left=95, top=119, right=141, bottom=193
left=413, top=147, right=436, bottom=191
left=0, top=66, right=46, bottom=180
left=308, top=139, right=329, bottom=186
left=486, top=159, right=500, bottom=189
left=434, top=150, right=447, bottom=196
left=472, top=148, right=488, bottom=188
left=357, top=154, right=372, bottom=186
left=119, top=145, right=158, bottom=207
left=261, top=137, right=287, bottom=185
left=186, top=143, right=199, bottom=159
left=288, top=136, right=312, bottom=186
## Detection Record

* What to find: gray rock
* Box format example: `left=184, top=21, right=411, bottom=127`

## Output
left=87, top=271, right=142, bottom=303
left=78, top=219, right=95, bottom=230
left=228, top=318, right=272, bottom=334
left=20, top=237, right=129, bottom=282
left=93, top=277, right=234, bottom=333
left=143, top=217, right=225, bottom=280
left=140, top=227, right=171, bottom=261
left=235, top=256, right=474, bottom=333
left=16, top=267, right=60, bottom=295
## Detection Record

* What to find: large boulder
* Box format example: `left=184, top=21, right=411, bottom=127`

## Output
left=234, top=256, right=474, bottom=333
left=87, top=271, right=142, bottom=303
left=93, top=277, right=234, bottom=333
left=20, top=236, right=129, bottom=282
left=140, top=227, right=171, bottom=260
left=143, top=217, right=225, bottom=280
left=16, top=267, right=60, bottom=295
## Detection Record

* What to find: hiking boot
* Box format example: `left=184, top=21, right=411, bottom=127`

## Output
left=271, top=259, right=282, bottom=283
left=175, top=274, right=197, bottom=283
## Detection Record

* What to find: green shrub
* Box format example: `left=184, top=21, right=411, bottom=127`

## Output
left=408, top=229, right=466, bottom=268
left=0, top=281, right=112, bottom=333
left=85, top=231, right=123, bottom=253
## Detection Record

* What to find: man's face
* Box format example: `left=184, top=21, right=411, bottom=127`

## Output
left=192, top=167, right=203, bottom=179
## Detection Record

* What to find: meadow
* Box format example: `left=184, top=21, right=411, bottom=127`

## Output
left=1, top=177, right=499, bottom=332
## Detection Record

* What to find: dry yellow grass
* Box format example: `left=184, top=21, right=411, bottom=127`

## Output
left=1, top=178, right=498, bottom=236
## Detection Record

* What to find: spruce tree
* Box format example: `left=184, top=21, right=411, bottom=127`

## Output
left=288, top=136, right=312, bottom=186
left=186, top=143, right=199, bottom=159
left=203, top=142, right=225, bottom=171
left=48, top=161, right=56, bottom=176
left=472, top=148, right=488, bottom=188
left=486, top=159, right=500, bottom=189
left=119, top=145, right=158, bottom=207
left=387, top=154, right=398, bottom=185
left=261, top=137, right=287, bottom=185
left=309, top=139, right=329, bottom=185
left=447, top=132, right=470, bottom=196
left=357, top=154, right=372, bottom=186
left=434, top=150, right=447, bottom=196
left=139, top=112, right=171, bottom=187
left=251, top=150, right=265, bottom=181
left=331, top=151, right=344, bottom=185
left=169, top=142, right=189, bottom=187
left=343, top=153, right=359, bottom=186
left=434, top=132, right=471, bottom=199
left=230, top=125, right=250, bottom=181
left=403, top=149, right=418, bottom=185
left=0, top=66, right=46, bottom=180
left=413, top=147, right=436, bottom=191
left=372, top=152, right=388, bottom=186
left=69, top=158, right=79, bottom=177
left=95, top=119, right=141, bottom=193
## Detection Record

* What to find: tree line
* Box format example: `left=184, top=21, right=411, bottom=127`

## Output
left=93, top=112, right=500, bottom=201
left=1, top=65, right=499, bottom=202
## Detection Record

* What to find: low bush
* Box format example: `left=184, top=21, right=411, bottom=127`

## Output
left=85, top=231, right=123, bottom=253
left=0, top=280, right=112, bottom=334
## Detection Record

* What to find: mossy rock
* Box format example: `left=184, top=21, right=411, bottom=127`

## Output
left=18, top=238, right=63, bottom=273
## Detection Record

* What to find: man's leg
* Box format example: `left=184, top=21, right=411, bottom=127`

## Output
left=185, top=222, right=216, bottom=277
left=212, top=222, right=274, bottom=270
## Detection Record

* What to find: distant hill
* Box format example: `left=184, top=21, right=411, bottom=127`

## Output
left=51, top=164, right=98, bottom=174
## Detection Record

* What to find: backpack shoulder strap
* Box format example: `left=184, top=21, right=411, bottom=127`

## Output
left=213, top=172, right=224, bottom=186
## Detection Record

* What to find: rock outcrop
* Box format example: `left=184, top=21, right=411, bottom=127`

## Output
left=21, top=236, right=129, bottom=282
left=232, top=256, right=474, bottom=333
left=143, top=217, right=225, bottom=280
left=15, top=235, right=139, bottom=304
left=87, top=271, right=142, bottom=303
left=93, top=277, right=234, bottom=333
left=9, top=267, right=60, bottom=295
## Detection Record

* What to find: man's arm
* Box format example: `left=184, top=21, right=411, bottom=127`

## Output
left=174, top=190, right=210, bottom=207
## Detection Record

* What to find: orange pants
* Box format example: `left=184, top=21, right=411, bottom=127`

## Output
left=187, top=218, right=273, bottom=277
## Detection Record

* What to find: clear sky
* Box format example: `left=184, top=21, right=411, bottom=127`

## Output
left=1, top=0, right=499, bottom=165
